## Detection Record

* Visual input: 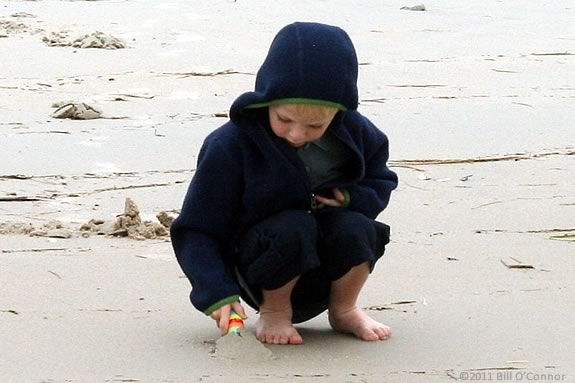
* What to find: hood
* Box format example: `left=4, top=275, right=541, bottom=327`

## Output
left=230, top=22, right=359, bottom=123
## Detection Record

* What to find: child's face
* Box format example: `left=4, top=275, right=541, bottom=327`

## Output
left=268, top=104, right=337, bottom=148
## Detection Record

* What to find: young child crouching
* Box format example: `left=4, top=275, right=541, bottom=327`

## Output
left=171, top=22, right=398, bottom=345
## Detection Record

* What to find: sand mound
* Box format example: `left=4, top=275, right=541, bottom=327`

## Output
left=80, top=198, right=171, bottom=240
left=0, top=20, right=28, bottom=37
left=0, top=18, right=43, bottom=37
left=51, top=101, right=103, bottom=120
left=1, top=199, right=174, bottom=241
left=156, top=211, right=175, bottom=229
left=42, top=30, right=127, bottom=49
left=0, top=221, right=72, bottom=238
left=0, top=222, right=35, bottom=236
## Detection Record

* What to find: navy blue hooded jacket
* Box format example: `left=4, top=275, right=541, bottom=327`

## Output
left=170, top=22, right=398, bottom=315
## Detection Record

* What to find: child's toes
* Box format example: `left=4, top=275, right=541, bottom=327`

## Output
left=290, top=333, right=303, bottom=344
left=374, top=326, right=389, bottom=340
left=359, top=328, right=379, bottom=341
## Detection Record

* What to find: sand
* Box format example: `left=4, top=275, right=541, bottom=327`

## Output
left=42, top=30, right=127, bottom=49
left=0, top=0, right=574, bottom=382
left=213, top=331, right=275, bottom=361
left=51, top=101, right=103, bottom=119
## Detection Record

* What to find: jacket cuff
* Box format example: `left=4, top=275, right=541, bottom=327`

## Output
left=203, top=295, right=240, bottom=316
left=341, top=188, right=351, bottom=208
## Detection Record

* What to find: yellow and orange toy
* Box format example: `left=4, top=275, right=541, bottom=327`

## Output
left=227, top=309, right=245, bottom=335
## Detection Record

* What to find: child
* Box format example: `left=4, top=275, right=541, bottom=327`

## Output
left=170, top=22, right=398, bottom=345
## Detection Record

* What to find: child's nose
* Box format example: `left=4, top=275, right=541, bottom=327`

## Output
left=288, top=125, right=306, bottom=141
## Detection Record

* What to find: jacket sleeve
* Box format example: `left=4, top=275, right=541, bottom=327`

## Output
left=345, top=121, right=398, bottom=219
left=170, top=135, right=243, bottom=314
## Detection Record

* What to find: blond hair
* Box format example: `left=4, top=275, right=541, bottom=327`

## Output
left=279, top=103, right=338, bottom=120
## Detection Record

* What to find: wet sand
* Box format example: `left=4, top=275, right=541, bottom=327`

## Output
left=1, top=0, right=574, bottom=382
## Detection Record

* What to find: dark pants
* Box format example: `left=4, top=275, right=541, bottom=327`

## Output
left=234, top=208, right=390, bottom=323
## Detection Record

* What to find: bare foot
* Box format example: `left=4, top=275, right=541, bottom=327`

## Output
left=329, top=308, right=391, bottom=341
left=255, top=309, right=303, bottom=345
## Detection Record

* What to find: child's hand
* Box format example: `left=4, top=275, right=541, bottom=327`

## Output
left=315, top=187, right=346, bottom=207
left=209, top=301, right=247, bottom=335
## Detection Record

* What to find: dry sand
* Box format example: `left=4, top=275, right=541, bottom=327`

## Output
left=1, top=0, right=574, bottom=382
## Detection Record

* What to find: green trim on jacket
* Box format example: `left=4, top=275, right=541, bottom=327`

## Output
left=203, top=295, right=240, bottom=316
left=342, top=188, right=351, bottom=207
left=245, top=98, right=347, bottom=111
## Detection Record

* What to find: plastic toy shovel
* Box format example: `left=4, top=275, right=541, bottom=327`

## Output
left=227, top=309, right=245, bottom=335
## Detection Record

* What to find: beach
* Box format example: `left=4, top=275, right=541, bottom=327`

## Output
left=1, top=0, right=574, bottom=382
